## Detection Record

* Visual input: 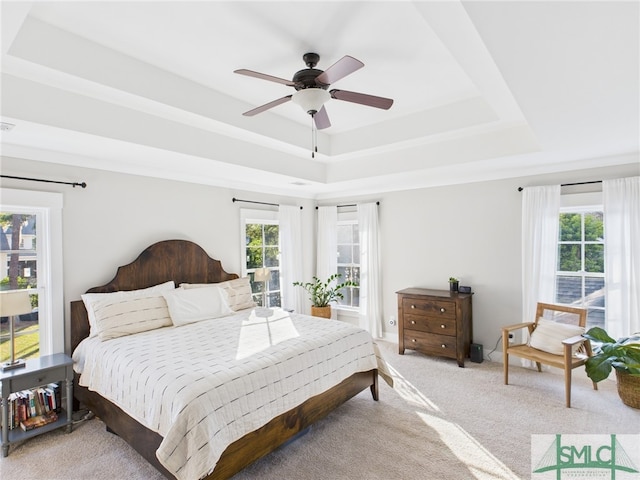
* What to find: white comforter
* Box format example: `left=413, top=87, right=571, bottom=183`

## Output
left=73, top=308, right=383, bottom=480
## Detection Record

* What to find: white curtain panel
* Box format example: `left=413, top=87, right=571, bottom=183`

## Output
left=521, top=185, right=561, bottom=325
left=603, top=176, right=640, bottom=339
left=278, top=205, right=304, bottom=313
left=316, top=206, right=338, bottom=283
left=358, top=203, right=383, bottom=338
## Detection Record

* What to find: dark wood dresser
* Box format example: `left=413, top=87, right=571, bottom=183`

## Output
left=397, top=288, right=473, bottom=367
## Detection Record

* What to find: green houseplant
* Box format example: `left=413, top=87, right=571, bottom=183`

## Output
left=293, top=273, right=358, bottom=318
left=583, top=327, right=640, bottom=408
left=448, top=277, right=459, bottom=293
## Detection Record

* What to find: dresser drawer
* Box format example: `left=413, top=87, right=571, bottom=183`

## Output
left=403, top=330, right=457, bottom=359
left=10, top=368, right=62, bottom=392
left=403, top=314, right=456, bottom=336
left=402, top=297, right=455, bottom=319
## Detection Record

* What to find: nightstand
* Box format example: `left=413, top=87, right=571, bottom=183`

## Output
left=1, top=353, right=73, bottom=456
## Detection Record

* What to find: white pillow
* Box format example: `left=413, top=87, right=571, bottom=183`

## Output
left=93, top=294, right=172, bottom=340
left=82, top=280, right=175, bottom=337
left=529, top=318, right=585, bottom=355
left=181, top=277, right=256, bottom=311
left=162, top=285, right=234, bottom=326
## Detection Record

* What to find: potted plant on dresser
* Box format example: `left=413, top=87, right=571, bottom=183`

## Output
left=293, top=273, right=358, bottom=319
left=583, top=327, right=640, bottom=409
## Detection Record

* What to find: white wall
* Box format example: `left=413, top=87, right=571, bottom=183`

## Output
left=1, top=155, right=638, bottom=359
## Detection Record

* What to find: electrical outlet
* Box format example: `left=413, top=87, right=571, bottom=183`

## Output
left=508, top=333, right=515, bottom=344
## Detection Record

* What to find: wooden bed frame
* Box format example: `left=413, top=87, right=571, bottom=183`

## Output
left=70, top=239, right=378, bottom=480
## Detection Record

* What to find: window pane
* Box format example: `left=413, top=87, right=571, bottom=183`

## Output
left=352, top=224, right=359, bottom=243
left=584, top=212, right=603, bottom=241
left=585, top=277, right=605, bottom=308
left=558, top=244, right=581, bottom=272
left=264, top=224, right=279, bottom=245
left=587, top=309, right=605, bottom=329
left=585, top=244, right=604, bottom=273
left=340, top=287, right=352, bottom=306
left=347, top=266, right=359, bottom=284
left=556, top=275, right=582, bottom=304
left=246, top=247, right=262, bottom=269
left=337, top=266, right=349, bottom=281
left=559, top=213, right=581, bottom=241
left=267, top=292, right=281, bottom=308
left=270, top=270, right=280, bottom=290
left=337, top=245, right=352, bottom=263
left=246, top=224, right=263, bottom=245
left=264, top=247, right=279, bottom=267
left=337, top=225, right=351, bottom=244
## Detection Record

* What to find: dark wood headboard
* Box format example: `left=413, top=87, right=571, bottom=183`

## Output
left=70, top=239, right=238, bottom=352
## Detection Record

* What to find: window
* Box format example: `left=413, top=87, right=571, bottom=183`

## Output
left=336, top=217, right=360, bottom=309
left=1, top=213, right=40, bottom=362
left=556, top=206, right=605, bottom=329
left=241, top=209, right=281, bottom=308
left=1, top=188, right=63, bottom=362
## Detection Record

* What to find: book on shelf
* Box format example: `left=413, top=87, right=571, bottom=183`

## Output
left=20, top=411, right=58, bottom=431
left=2, top=381, right=63, bottom=431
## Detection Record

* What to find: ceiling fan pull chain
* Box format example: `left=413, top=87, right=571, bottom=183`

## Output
left=311, top=114, right=316, bottom=158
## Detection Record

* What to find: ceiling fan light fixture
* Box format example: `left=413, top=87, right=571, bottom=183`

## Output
left=291, top=88, right=330, bottom=115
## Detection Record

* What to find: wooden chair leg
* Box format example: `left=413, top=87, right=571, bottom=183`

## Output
left=565, top=368, right=572, bottom=408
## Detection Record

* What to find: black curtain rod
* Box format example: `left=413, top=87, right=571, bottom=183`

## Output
left=231, top=197, right=302, bottom=209
left=1, top=174, right=87, bottom=188
left=315, top=201, right=380, bottom=209
left=517, top=180, right=602, bottom=192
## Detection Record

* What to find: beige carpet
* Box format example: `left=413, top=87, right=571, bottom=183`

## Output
left=1, top=340, right=638, bottom=480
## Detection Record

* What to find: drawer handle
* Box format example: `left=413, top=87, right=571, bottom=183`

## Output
left=410, top=320, right=416, bottom=325
left=441, top=344, right=447, bottom=348
left=440, top=308, right=446, bottom=313
left=440, top=324, right=446, bottom=328
left=411, top=305, right=416, bottom=309
left=412, top=338, right=417, bottom=342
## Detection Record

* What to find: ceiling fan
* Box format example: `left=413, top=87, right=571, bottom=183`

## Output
left=234, top=52, right=393, bottom=130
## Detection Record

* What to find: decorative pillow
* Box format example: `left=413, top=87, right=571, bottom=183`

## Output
left=82, top=280, right=175, bottom=337
left=181, top=277, right=256, bottom=311
left=529, top=318, right=585, bottom=355
left=92, top=294, right=173, bottom=341
left=162, top=286, right=234, bottom=326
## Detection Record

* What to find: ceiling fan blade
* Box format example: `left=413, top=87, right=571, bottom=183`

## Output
left=330, top=89, right=394, bottom=110
left=242, top=95, right=292, bottom=116
left=315, top=55, right=364, bottom=86
left=234, top=69, right=296, bottom=87
left=313, top=105, right=331, bottom=130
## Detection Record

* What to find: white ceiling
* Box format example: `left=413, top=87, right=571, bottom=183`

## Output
left=1, top=1, right=638, bottom=199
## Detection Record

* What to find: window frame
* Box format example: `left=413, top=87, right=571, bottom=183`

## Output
left=1, top=188, right=63, bottom=357
left=335, top=210, right=360, bottom=313
left=556, top=192, right=605, bottom=329
left=239, top=208, right=281, bottom=308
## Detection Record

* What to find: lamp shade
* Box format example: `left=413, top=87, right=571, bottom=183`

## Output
left=254, top=268, right=270, bottom=282
left=291, top=88, right=330, bottom=114
left=0, top=290, right=32, bottom=317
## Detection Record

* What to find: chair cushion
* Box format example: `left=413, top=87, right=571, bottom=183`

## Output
left=529, top=318, right=585, bottom=355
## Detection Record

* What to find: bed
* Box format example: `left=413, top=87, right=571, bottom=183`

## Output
left=70, top=240, right=384, bottom=480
